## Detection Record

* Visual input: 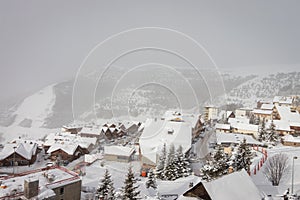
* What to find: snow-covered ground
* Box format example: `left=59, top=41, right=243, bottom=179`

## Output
left=81, top=159, right=201, bottom=199
left=251, top=145, right=300, bottom=198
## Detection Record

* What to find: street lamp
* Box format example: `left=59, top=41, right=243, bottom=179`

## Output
left=292, top=156, right=298, bottom=195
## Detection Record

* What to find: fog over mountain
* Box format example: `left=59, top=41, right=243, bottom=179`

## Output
left=0, top=1, right=300, bottom=143
left=1, top=71, right=300, bottom=132
left=1, top=0, right=300, bottom=104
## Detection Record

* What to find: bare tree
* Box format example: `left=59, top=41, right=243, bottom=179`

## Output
left=263, top=153, right=289, bottom=186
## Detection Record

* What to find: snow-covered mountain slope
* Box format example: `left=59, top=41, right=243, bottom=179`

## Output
left=0, top=71, right=299, bottom=142
left=0, top=84, right=60, bottom=143
left=12, top=84, right=56, bottom=128
left=216, top=72, right=300, bottom=107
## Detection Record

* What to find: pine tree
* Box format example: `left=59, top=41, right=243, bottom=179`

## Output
left=166, top=144, right=175, bottom=166
left=174, top=145, right=190, bottom=179
left=122, top=166, right=140, bottom=200
left=200, top=144, right=229, bottom=181
left=145, top=169, right=157, bottom=189
left=267, top=120, right=279, bottom=144
left=155, top=143, right=167, bottom=180
left=96, top=169, right=115, bottom=200
left=233, top=138, right=252, bottom=172
left=258, top=118, right=268, bottom=142
left=164, top=144, right=176, bottom=180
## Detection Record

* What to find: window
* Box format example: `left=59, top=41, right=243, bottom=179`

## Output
left=60, top=187, right=64, bottom=195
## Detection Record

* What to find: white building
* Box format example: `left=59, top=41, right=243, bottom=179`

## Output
left=204, top=106, right=218, bottom=121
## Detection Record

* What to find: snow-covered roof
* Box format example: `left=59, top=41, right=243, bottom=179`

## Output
left=231, top=123, right=258, bottom=132
left=79, top=127, right=101, bottom=135
left=276, top=105, right=300, bottom=123
left=104, top=145, right=135, bottom=157
left=228, top=117, right=249, bottom=124
left=216, top=133, right=262, bottom=146
left=84, top=153, right=102, bottom=163
left=261, top=103, right=274, bottom=110
left=273, top=96, right=293, bottom=105
left=0, top=167, right=80, bottom=198
left=266, top=120, right=291, bottom=132
left=163, top=110, right=198, bottom=126
left=139, top=118, right=192, bottom=164
left=252, top=109, right=273, bottom=115
left=158, top=175, right=201, bottom=199
left=226, top=111, right=234, bottom=118
left=62, top=124, right=83, bottom=129
left=44, top=132, right=96, bottom=150
left=282, top=135, right=300, bottom=143
left=201, top=169, right=262, bottom=200
left=0, top=141, right=38, bottom=160
left=237, top=107, right=253, bottom=111
left=290, top=121, right=300, bottom=127
left=215, top=123, right=231, bottom=130
left=122, top=121, right=140, bottom=129
left=47, top=143, right=79, bottom=155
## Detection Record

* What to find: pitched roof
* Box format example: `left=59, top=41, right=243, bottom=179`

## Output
left=202, top=170, right=261, bottom=200
left=266, top=120, right=291, bottom=132
left=0, top=141, right=38, bottom=160
left=276, top=105, right=300, bottom=123
left=47, top=143, right=79, bottom=155
left=184, top=170, right=262, bottom=200
left=139, top=118, right=192, bottom=164
left=44, top=132, right=96, bottom=150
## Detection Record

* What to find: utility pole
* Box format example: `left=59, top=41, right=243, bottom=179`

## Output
left=13, top=146, right=16, bottom=175
left=292, top=156, right=298, bottom=194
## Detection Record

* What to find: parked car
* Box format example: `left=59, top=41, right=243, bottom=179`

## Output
left=63, top=160, right=69, bottom=166
left=46, top=162, right=55, bottom=167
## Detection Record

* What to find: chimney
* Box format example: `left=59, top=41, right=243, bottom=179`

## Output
left=24, top=179, right=39, bottom=199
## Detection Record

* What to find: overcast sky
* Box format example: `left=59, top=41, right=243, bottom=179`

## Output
left=0, top=0, right=300, bottom=102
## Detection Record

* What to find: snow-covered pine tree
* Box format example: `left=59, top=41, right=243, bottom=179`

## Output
left=267, top=120, right=279, bottom=144
left=164, top=144, right=176, bottom=180
left=174, top=145, right=190, bottom=179
left=258, top=118, right=268, bottom=142
left=233, top=138, right=252, bottom=172
left=155, top=143, right=167, bottom=180
left=96, top=169, right=115, bottom=200
left=145, top=168, right=157, bottom=189
left=200, top=144, right=229, bottom=181
left=122, top=165, right=140, bottom=200
left=166, top=144, right=175, bottom=166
